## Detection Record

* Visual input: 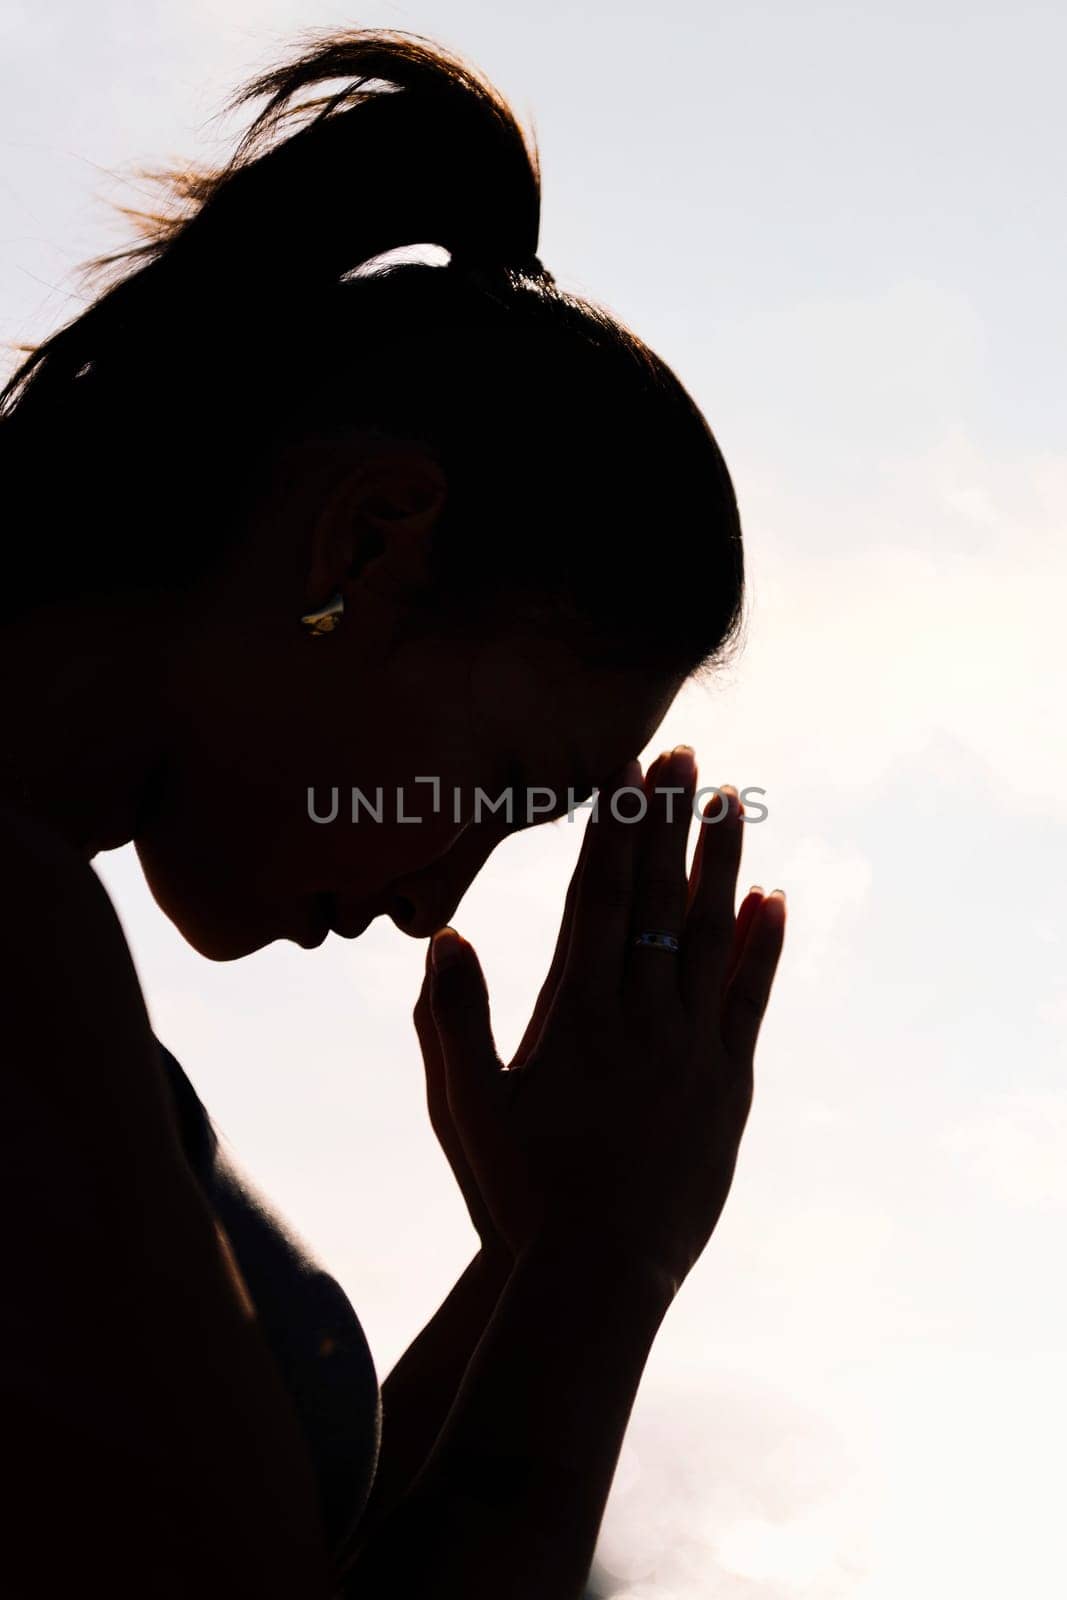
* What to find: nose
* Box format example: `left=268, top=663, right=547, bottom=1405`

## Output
left=385, top=822, right=506, bottom=940
left=385, top=885, right=464, bottom=940
left=388, top=893, right=421, bottom=934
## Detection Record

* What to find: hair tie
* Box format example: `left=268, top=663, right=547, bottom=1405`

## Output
left=523, top=254, right=555, bottom=285
left=449, top=250, right=554, bottom=288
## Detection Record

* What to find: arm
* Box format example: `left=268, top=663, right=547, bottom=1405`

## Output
left=341, top=947, right=518, bottom=1547
left=352, top=1242, right=511, bottom=1540
left=357, top=873, right=597, bottom=1542
left=342, top=1239, right=673, bottom=1599
left=345, top=750, right=785, bottom=1598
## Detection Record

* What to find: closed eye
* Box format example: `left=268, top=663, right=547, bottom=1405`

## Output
left=505, top=774, right=596, bottom=834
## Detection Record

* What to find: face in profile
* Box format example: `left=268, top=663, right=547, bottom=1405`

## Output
left=134, top=601, right=682, bottom=961
left=128, top=435, right=685, bottom=959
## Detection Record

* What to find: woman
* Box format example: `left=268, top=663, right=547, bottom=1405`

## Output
left=0, top=28, right=785, bottom=1600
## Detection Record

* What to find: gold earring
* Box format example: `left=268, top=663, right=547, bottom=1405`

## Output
left=300, top=590, right=344, bottom=636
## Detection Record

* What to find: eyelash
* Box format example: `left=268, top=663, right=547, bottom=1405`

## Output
left=497, top=759, right=597, bottom=835
left=506, top=787, right=592, bottom=833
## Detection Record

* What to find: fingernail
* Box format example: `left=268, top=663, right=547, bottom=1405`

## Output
left=431, top=927, right=463, bottom=971
left=706, top=786, right=737, bottom=821
left=748, top=884, right=764, bottom=897
left=667, top=748, right=696, bottom=785
left=767, top=888, right=786, bottom=903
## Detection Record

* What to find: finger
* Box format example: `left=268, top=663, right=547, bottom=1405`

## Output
left=627, top=747, right=696, bottom=1012
left=725, top=887, right=765, bottom=993
left=681, top=785, right=745, bottom=1027
left=415, top=945, right=450, bottom=1137
left=557, top=757, right=643, bottom=1010
left=684, top=784, right=739, bottom=914
left=429, top=927, right=500, bottom=1073
left=511, top=823, right=590, bottom=1068
left=429, top=926, right=503, bottom=1155
left=722, top=891, right=786, bottom=1065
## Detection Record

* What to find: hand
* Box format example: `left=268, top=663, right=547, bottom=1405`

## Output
left=412, top=782, right=614, bottom=1264
left=412, top=817, right=598, bottom=1264
left=413, top=945, right=512, bottom=1267
left=422, top=748, right=786, bottom=1293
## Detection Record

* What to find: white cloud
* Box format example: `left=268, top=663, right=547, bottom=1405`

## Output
left=592, top=1374, right=874, bottom=1600
left=943, top=1092, right=1067, bottom=1211
left=773, top=836, right=873, bottom=982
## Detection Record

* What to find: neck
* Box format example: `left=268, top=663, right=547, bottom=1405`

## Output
left=0, top=595, right=167, bottom=859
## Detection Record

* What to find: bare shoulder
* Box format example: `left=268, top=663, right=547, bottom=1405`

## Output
left=0, top=804, right=178, bottom=1206
left=0, top=807, right=335, bottom=1595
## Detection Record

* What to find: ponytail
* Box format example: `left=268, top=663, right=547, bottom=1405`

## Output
left=0, top=29, right=744, bottom=683
left=2, top=29, right=544, bottom=419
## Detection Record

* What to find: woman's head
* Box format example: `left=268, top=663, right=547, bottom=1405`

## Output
left=0, top=29, right=745, bottom=958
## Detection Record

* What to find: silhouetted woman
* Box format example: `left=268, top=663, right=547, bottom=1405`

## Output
left=0, top=28, right=785, bottom=1599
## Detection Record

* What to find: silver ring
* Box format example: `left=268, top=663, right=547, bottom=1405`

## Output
left=633, top=929, right=680, bottom=952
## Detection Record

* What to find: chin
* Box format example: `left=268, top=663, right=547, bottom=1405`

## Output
left=144, top=884, right=282, bottom=962
left=137, top=848, right=306, bottom=961
left=179, top=893, right=341, bottom=960
left=174, top=916, right=275, bottom=963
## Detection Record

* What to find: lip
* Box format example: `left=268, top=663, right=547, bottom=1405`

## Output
left=305, top=891, right=381, bottom=942
left=294, top=894, right=332, bottom=950
left=331, top=907, right=374, bottom=940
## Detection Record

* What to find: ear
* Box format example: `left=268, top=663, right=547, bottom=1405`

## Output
left=303, top=443, right=447, bottom=609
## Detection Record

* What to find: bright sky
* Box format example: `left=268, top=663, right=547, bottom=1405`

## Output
left=3, top=3, right=1065, bottom=1595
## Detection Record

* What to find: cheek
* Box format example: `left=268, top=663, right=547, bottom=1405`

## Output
left=138, top=660, right=489, bottom=940
left=304, top=802, right=471, bottom=891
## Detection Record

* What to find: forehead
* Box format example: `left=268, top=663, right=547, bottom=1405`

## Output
left=471, top=626, right=683, bottom=786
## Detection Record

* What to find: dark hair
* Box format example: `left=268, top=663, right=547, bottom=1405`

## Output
left=0, top=28, right=744, bottom=675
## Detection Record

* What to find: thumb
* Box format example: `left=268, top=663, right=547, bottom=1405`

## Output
left=428, top=927, right=501, bottom=1122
